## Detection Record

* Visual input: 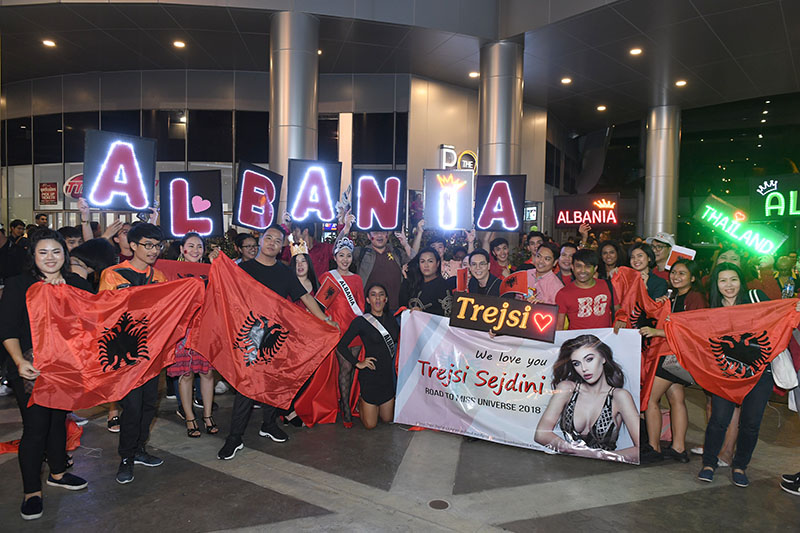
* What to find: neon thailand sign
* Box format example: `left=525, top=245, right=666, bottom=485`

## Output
left=554, top=193, right=620, bottom=228
left=695, top=194, right=788, bottom=254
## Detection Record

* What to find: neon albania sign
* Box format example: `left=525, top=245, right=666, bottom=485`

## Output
left=554, top=193, right=620, bottom=228
left=694, top=194, right=788, bottom=254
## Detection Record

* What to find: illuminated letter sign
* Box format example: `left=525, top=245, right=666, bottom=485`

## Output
left=287, top=159, right=342, bottom=224
left=695, top=194, right=788, bottom=255
left=449, top=292, right=558, bottom=343
left=352, top=170, right=407, bottom=231
left=748, top=175, right=800, bottom=221
left=474, top=174, right=526, bottom=232
left=83, top=130, right=156, bottom=211
left=553, top=193, right=620, bottom=228
left=159, top=170, right=223, bottom=239
left=233, top=161, right=283, bottom=231
left=423, top=169, right=474, bottom=231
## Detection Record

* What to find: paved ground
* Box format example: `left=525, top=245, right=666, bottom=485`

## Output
left=0, top=383, right=798, bottom=531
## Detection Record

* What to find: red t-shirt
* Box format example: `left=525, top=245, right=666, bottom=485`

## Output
left=555, top=280, right=615, bottom=330
left=490, top=256, right=514, bottom=279
left=652, top=267, right=669, bottom=281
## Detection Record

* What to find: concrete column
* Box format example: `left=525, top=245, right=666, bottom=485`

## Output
left=269, top=12, right=319, bottom=207
left=478, top=40, right=524, bottom=175
left=644, top=105, right=681, bottom=237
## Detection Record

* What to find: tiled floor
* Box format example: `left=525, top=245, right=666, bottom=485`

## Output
left=0, top=384, right=798, bottom=531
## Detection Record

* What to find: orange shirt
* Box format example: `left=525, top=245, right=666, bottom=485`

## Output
left=99, top=260, right=167, bottom=291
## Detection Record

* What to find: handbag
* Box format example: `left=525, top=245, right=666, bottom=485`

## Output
left=771, top=349, right=799, bottom=390
left=661, top=354, right=695, bottom=385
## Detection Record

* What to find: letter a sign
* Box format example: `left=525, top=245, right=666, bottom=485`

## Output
left=473, top=174, right=526, bottom=232
left=83, top=130, right=157, bottom=211
left=287, top=159, right=342, bottom=224
left=351, top=170, right=407, bottom=231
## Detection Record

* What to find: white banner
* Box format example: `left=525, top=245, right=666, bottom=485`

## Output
left=396, top=311, right=642, bottom=464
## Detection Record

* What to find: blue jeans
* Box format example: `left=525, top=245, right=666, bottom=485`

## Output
left=702, top=368, right=773, bottom=470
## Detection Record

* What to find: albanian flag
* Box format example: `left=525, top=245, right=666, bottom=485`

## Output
left=187, top=253, right=339, bottom=409
left=500, top=270, right=528, bottom=296
left=27, top=278, right=205, bottom=411
left=665, top=299, right=800, bottom=404
left=155, top=259, right=210, bottom=282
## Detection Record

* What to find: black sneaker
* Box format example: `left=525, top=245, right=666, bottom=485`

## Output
left=640, top=447, right=664, bottom=464
left=780, top=478, right=800, bottom=496
left=46, top=472, right=88, bottom=490
left=116, top=458, right=134, bottom=484
left=663, top=447, right=690, bottom=463
left=218, top=438, right=244, bottom=460
left=781, top=471, right=800, bottom=483
left=133, top=450, right=164, bottom=467
left=21, top=495, right=43, bottom=520
left=259, top=423, right=288, bottom=442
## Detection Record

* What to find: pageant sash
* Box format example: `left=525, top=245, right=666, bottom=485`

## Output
left=330, top=270, right=363, bottom=317
left=364, top=313, right=395, bottom=356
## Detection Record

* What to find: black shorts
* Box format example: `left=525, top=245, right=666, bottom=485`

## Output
left=655, top=355, right=692, bottom=387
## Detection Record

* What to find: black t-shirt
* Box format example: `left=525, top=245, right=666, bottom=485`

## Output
left=0, top=273, right=93, bottom=376
left=467, top=275, right=501, bottom=296
left=239, top=258, right=307, bottom=301
left=399, top=275, right=453, bottom=316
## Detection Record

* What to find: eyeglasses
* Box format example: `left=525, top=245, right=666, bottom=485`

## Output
left=470, top=261, right=489, bottom=267
left=133, top=241, right=163, bottom=250
left=651, top=244, right=670, bottom=252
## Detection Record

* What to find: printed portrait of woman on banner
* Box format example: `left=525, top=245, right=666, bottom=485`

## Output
left=534, top=334, right=640, bottom=463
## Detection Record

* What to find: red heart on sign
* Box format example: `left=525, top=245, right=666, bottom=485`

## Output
left=734, top=211, right=746, bottom=222
left=533, top=312, right=553, bottom=332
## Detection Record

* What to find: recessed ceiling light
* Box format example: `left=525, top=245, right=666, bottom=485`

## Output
left=42, top=39, right=56, bottom=47
left=762, top=110, right=768, bottom=114
left=596, top=105, right=607, bottom=111
left=173, top=40, right=186, bottom=48
left=700, top=138, right=704, bottom=142
left=561, top=77, right=572, bottom=84
left=629, top=48, right=642, bottom=56
left=761, top=119, right=767, bottom=123
left=317, top=49, right=322, bottom=55
left=468, top=71, right=480, bottom=78
left=765, top=100, right=771, bottom=104
left=758, top=144, right=762, bottom=147
left=675, top=80, right=687, bottom=87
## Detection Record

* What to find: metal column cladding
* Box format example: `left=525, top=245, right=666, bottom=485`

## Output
left=478, top=40, right=524, bottom=176
left=644, top=105, right=681, bottom=237
left=269, top=11, right=319, bottom=210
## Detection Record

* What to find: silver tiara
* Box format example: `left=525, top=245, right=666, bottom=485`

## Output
left=334, top=237, right=354, bottom=254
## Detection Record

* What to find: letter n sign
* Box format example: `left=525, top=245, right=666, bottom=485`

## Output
left=473, top=174, right=526, bottom=232
left=287, top=159, right=342, bottom=224
left=159, top=170, right=223, bottom=239
left=83, top=130, right=157, bottom=211
left=352, top=170, right=407, bottom=231
left=233, top=161, right=283, bottom=231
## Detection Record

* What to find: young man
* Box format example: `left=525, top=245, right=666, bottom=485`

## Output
left=464, top=249, right=501, bottom=296
left=98, top=223, right=168, bottom=484
left=555, top=249, right=618, bottom=331
left=35, top=213, right=49, bottom=228
left=556, top=243, right=578, bottom=285
left=645, top=232, right=675, bottom=281
left=775, top=256, right=797, bottom=298
left=526, top=242, right=565, bottom=305
left=218, top=225, right=337, bottom=461
left=57, top=226, right=83, bottom=251
left=488, top=237, right=513, bottom=279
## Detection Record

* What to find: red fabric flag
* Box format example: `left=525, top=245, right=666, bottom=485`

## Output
left=315, top=276, right=339, bottom=309
left=155, top=259, right=210, bottom=282
left=500, top=270, right=528, bottom=296
left=187, top=253, right=339, bottom=409
left=611, top=266, right=644, bottom=326
left=293, top=352, right=361, bottom=426
left=665, top=299, right=800, bottom=404
left=456, top=267, right=469, bottom=293
left=27, top=278, right=204, bottom=411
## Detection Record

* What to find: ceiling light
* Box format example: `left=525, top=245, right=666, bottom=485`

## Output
left=629, top=48, right=642, bottom=56
left=675, top=80, right=687, bottom=87
left=758, top=144, right=762, bottom=147
left=179, top=116, right=187, bottom=123
left=765, top=100, right=771, bottom=104
left=700, top=138, right=704, bottom=142
left=561, top=77, right=572, bottom=84
left=762, top=110, right=768, bottom=114
left=758, top=134, right=763, bottom=138
left=468, top=71, right=480, bottom=78
left=596, top=105, right=607, bottom=111
left=317, top=49, right=322, bottom=55
left=42, top=39, right=56, bottom=47
left=761, top=119, right=767, bottom=123
left=173, top=40, right=186, bottom=48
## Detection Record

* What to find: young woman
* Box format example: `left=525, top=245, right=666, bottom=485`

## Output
left=336, top=283, right=400, bottom=429
left=534, top=334, right=640, bottom=463
left=167, top=233, right=218, bottom=437
left=0, top=230, right=91, bottom=520
left=290, top=252, right=319, bottom=304
left=399, top=247, right=452, bottom=316
left=318, top=238, right=365, bottom=428
left=628, top=242, right=668, bottom=299
left=597, top=240, right=625, bottom=280
left=697, top=263, right=797, bottom=487
left=235, top=233, right=258, bottom=264
left=640, top=259, right=707, bottom=463
left=525, top=242, right=564, bottom=305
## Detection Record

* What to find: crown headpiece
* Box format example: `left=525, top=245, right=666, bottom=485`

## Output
left=334, top=237, right=355, bottom=255
left=289, top=235, right=309, bottom=257
left=756, top=179, right=778, bottom=196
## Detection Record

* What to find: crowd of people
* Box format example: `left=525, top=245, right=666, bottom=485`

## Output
left=0, top=208, right=799, bottom=521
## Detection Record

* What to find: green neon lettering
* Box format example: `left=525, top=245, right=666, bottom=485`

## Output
left=714, top=216, right=729, bottom=229
left=765, top=191, right=785, bottom=217
left=790, top=191, right=800, bottom=216
left=758, top=239, right=775, bottom=254
left=701, top=205, right=715, bottom=219
left=728, top=222, right=742, bottom=238
left=706, top=208, right=722, bottom=224
left=740, top=230, right=753, bottom=245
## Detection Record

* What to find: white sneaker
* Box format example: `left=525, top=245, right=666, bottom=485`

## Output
left=690, top=446, right=703, bottom=455
left=68, top=413, right=89, bottom=426
left=214, top=381, right=229, bottom=394
left=0, top=384, right=12, bottom=396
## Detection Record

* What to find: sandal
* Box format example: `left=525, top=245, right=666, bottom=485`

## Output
left=186, top=418, right=201, bottom=438
left=203, top=416, right=219, bottom=435
left=107, top=416, right=120, bottom=433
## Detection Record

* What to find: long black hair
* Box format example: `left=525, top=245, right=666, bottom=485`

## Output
left=553, top=334, right=625, bottom=388
left=628, top=242, right=656, bottom=271
left=289, top=252, right=319, bottom=293
left=708, top=262, right=750, bottom=308
left=406, top=246, right=442, bottom=295
left=365, top=282, right=391, bottom=316
left=597, top=240, right=625, bottom=279
left=669, top=258, right=703, bottom=294
left=71, top=238, right=116, bottom=274
left=27, top=228, right=72, bottom=280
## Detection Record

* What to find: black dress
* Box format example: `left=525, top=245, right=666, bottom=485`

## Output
left=399, top=276, right=453, bottom=316
left=337, top=313, right=400, bottom=405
